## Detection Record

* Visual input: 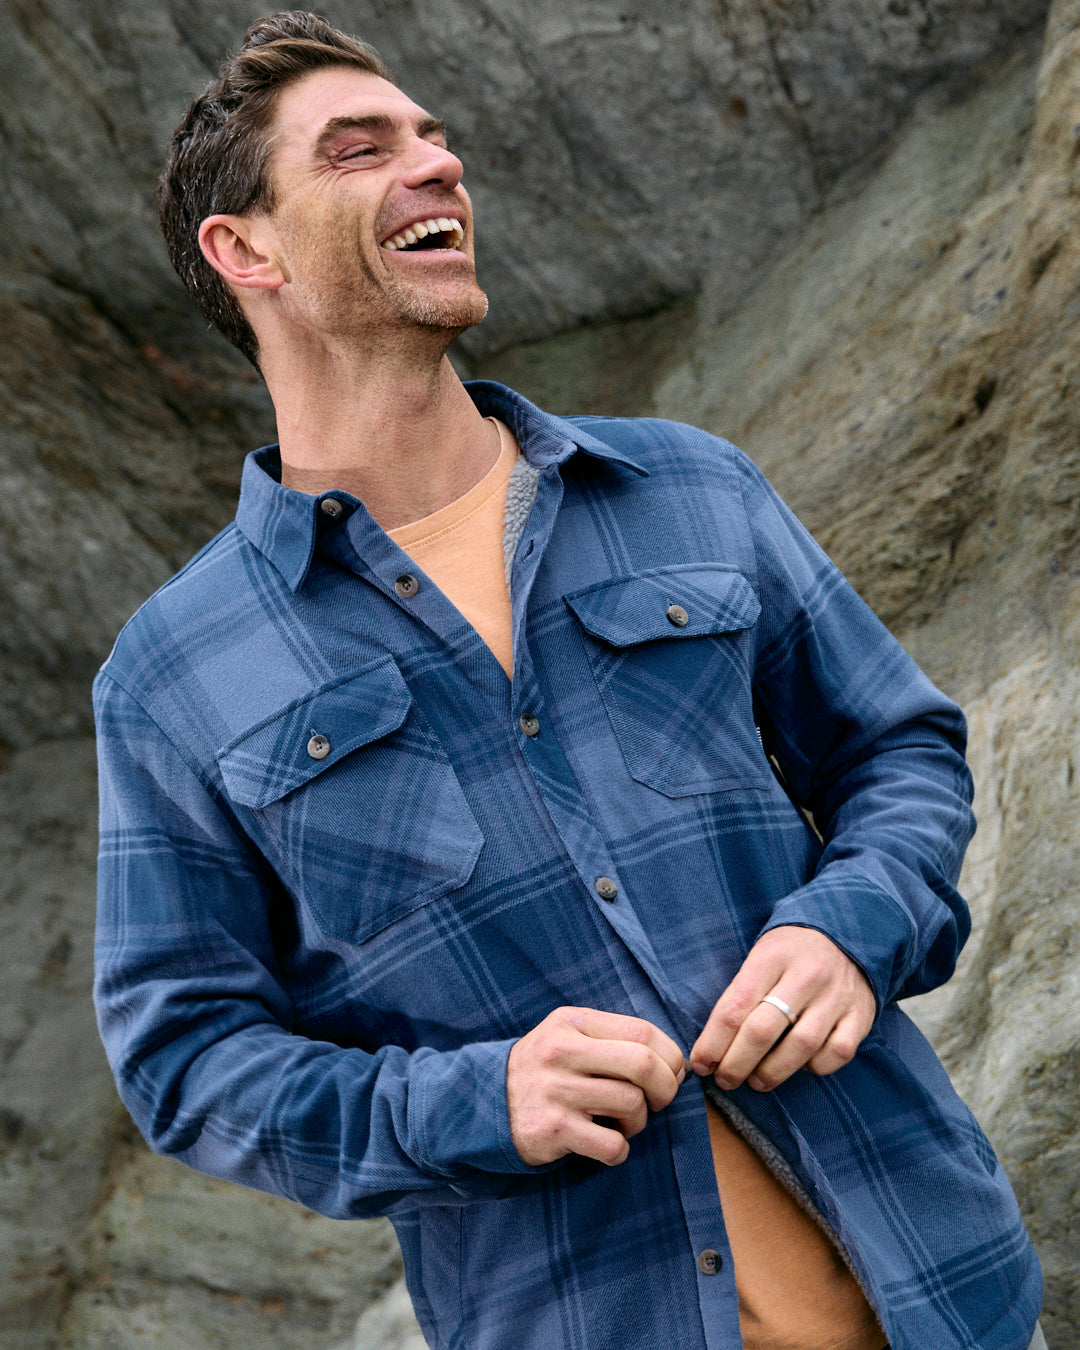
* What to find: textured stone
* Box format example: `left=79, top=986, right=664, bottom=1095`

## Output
left=0, top=0, right=1049, bottom=357
left=0, top=738, right=119, bottom=1350
left=58, top=1148, right=403, bottom=1350
left=2, top=1, right=1078, bottom=1348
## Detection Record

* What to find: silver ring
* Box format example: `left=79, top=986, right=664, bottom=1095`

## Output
left=759, top=994, right=797, bottom=1025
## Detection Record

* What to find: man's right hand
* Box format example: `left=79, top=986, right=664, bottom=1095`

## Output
left=506, top=1007, right=686, bottom=1167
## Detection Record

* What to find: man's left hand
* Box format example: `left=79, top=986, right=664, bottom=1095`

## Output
left=689, top=927, right=876, bottom=1092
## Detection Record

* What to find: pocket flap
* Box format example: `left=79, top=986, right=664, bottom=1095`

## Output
left=564, top=566, right=760, bottom=648
left=217, top=657, right=412, bottom=808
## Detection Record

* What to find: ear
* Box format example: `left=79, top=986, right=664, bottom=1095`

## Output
left=198, top=214, right=287, bottom=291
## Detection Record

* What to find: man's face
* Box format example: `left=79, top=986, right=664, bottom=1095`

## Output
left=254, top=66, right=488, bottom=347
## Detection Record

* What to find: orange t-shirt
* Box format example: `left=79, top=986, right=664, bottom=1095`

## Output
left=390, top=420, right=885, bottom=1350
left=388, top=418, right=516, bottom=676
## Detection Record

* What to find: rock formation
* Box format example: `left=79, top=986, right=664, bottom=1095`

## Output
left=1, top=0, right=1075, bottom=1346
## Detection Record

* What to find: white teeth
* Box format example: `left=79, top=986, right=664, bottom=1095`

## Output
left=380, top=219, right=465, bottom=250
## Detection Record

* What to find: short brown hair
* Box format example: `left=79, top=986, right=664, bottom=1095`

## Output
left=158, top=11, right=392, bottom=367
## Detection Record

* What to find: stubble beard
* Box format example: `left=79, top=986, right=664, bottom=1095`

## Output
left=385, top=272, right=489, bottom=333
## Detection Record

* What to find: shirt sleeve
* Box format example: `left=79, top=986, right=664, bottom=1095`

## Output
left=93, top=670, right=546, bottom=1220
left=734, top=450, right=976, bottom=1010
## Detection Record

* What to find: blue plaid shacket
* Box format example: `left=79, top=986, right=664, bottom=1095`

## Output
left=94, top=381, right=1040, bottom=1349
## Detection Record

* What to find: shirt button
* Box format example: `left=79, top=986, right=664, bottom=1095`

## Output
left=319, top=496, right=343, bottom=519
left=307, top=734, right=331, bottom=759
left=594, top=877, right=618, bottom=901
left=697, top=1249, right=722, bottom=1276
left=666, top=604, right=689, bottom=627
left=395, top=574, right=420, bottom=598
left=518, top=713, right=540, bottom=737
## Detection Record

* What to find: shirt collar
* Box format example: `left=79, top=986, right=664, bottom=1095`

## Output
left=234, top=379, right=648, bottom=592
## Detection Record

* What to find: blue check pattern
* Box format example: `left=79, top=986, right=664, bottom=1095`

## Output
left=94, top=381, right=1040, bottom=1350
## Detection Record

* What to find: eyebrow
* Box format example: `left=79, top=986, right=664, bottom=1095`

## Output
left=313, top=113, right=447, bottom=159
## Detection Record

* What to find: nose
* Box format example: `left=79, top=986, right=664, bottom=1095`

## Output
left=401, top=136, right=464, bottom=192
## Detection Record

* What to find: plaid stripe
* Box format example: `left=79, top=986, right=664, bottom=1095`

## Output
left=94, top=381, right=1039, bottom=1349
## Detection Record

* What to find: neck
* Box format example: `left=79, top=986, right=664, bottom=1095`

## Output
left=261, top=330, right=497, bottom=531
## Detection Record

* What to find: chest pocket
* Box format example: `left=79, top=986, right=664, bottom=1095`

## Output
left=217, top=657, right=483, bottom=945
left=564, top=566, right=767, bottom=798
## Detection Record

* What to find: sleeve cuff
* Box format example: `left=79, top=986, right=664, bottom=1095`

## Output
left=411, top=1038, right=564, bottom=1183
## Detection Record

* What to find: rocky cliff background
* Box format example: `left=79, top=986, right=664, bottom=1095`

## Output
left=1, top=1, right=1076, bottom=1347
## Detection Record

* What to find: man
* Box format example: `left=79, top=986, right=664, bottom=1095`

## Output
left=94, top=12, right=1043, bottom=1350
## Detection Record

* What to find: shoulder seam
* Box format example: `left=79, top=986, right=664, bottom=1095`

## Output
left=95, top=666, right=223, bottom=802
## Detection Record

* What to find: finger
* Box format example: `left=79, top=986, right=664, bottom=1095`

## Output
left=508, top=1079, right=640, bottom=1166
left=690, top=957, right=786, bottom=1075
left=547, top=1113, right=633, bottom=1167
left=554, top=1074, right=650, bottom=1129
left=594, top=1095, right=650, bottom=1141
left=566, top=1038, right=683, bottom=1112
left=743, top=1005, right=835, bottom=1090
left=710, top=999, right=797, bottom=1089
left=566, top=1007, right=686, bottom=1080
left=806, top=1007, right=871, bottom=1077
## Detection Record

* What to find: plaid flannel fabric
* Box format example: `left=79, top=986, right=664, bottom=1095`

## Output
left=95, top=382, right=1040, bottom=1349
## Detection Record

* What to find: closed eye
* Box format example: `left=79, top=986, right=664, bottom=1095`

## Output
left=334, top=143, right=380, bottom=164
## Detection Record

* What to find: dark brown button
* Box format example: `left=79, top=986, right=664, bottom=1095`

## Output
left=666, top=604, right=689, bottom=627
left=594, top=877, right=618, bottom=901
left=518, top=713, right=540, bottom=737
left=395, top=574, right=419, bottom=598
left=307, top=734, right=331, bottom=759
left=697, top=1249, right=721, bottom=1275
left=319, top=497, right=343, bottom=519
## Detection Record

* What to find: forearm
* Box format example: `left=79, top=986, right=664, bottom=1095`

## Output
left=94, top=672, right=540, bottom=1218
left=737, top=450, right=975, bottom=1004
left=100, top=992, right=530, bottom=1217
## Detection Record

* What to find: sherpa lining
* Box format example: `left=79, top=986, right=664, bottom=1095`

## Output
left=501, top=456, right=541, bottom=585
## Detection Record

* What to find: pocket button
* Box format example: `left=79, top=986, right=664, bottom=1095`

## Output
left=666, top=604, right=689, bottom=627
left=307, top=734, right=331, bottom=759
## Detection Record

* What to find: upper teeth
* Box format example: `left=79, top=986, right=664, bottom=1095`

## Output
left=382, top=218, right=465, bottom=251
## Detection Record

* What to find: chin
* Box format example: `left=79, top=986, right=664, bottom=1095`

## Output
left=401, top=287, right=489, bottom=332
left=383, top=268, right=488, bottom=330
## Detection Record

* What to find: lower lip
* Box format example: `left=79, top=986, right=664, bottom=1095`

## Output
left=383, top=246, right=469, bottom=260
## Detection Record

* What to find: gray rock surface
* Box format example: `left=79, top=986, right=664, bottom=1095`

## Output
left=1, top=0, right=1076, bottom=1346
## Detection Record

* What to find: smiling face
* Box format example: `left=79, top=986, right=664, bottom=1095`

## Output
left=251, top=66, right=488, bottom=351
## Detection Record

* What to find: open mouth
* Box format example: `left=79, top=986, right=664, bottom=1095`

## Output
left=381, top=217, right=465, bottom=252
